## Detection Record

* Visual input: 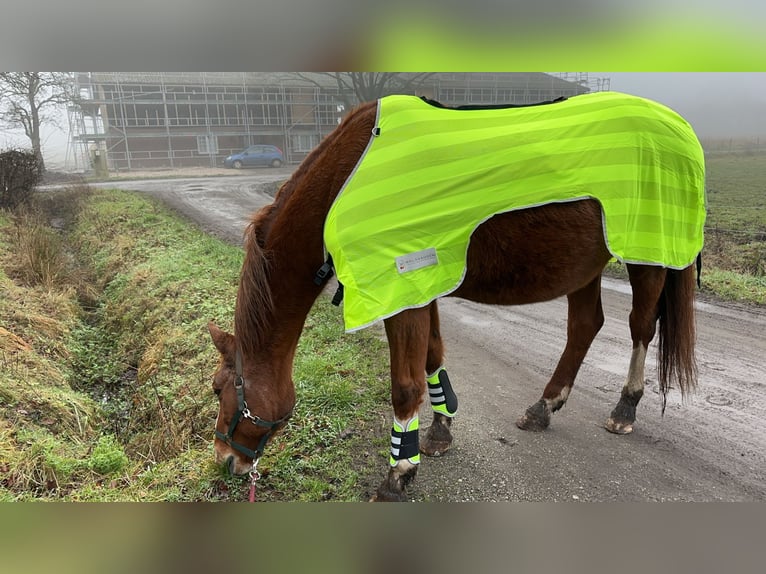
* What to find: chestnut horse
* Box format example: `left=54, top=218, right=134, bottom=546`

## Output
left=208, top=99, right=699, bottom=501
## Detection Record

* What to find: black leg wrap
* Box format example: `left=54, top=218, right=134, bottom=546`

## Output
left=390, top=429, right=420, bottom=463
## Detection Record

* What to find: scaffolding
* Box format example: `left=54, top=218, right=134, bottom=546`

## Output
left=67, top=72, right=345, bottom=172
left=426, top=72, right=604, bottom=105
left=553, top=72, right=611, bottom=94
left=67, top=72, right=606, bottom=173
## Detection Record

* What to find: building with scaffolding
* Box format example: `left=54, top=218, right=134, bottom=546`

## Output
left=67, top=72, right=607, bottom=173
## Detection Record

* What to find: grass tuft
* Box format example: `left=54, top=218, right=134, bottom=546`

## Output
left=89, top=435, right=129, bottom=475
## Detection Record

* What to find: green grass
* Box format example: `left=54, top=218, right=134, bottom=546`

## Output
left=1, top=205, right=105, bottom=499
left=1, top=188, right=390, bottom=501
left=705, top=152, right=766, bottom=232
left=701, top=152, right=766, bottom=301
left=699, top=268, right=766, bottom=305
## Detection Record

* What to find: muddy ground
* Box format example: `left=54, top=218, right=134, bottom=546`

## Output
left=101, top=169, right=766, bottom=501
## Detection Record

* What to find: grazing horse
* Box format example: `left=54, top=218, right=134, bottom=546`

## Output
left=208, top=92, right=704, bottom=501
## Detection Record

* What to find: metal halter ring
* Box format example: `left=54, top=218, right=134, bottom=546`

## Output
left=214, top=349, right=293, bottom=463
left=249, top=459, right=261, bottom=483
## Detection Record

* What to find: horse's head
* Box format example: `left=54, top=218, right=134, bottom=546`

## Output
left=208, top=322, right=293, bottom=476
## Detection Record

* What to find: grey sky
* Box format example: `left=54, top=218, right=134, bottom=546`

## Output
left=602, top=73, right=766, bottom=139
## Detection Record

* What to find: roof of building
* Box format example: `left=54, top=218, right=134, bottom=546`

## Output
left=81, top=72, right=589, bottom=92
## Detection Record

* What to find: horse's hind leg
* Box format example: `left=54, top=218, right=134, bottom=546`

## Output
left=517, top=274, right=604, bottom=431
left=372, top=306, right=430, bottom=502
left=421, top=301, right=457, bottom=457
left=605, top=265, right=666, bottom=434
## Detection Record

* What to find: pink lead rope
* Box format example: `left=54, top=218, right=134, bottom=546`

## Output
left=248, top=461, right=261, bottom=503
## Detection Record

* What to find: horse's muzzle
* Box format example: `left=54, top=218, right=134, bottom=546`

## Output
left=216, top=445, right=250, bottom=476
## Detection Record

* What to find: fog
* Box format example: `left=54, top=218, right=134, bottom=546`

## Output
left=603, top=73, right=766, bottom=139
left=2, top=72, right=764, bottom=170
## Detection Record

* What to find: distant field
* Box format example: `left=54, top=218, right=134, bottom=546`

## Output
left=705, top=151, right=766, bottom=232
left=702, top=151, right=766, bottom=286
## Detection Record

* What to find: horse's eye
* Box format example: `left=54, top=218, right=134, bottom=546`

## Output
left=214, top=388, right=222, bottom=398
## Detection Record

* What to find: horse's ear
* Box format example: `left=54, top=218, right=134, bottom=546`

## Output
left=208, top=322, right=234, bottom=356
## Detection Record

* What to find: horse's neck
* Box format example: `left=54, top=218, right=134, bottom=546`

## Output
left=261, top=185, right=337, bottom=352
left=254, top=102, right=375, bottom=357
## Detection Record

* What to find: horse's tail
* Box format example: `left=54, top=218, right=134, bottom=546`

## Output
left=656, top=264, right=698, bottom=413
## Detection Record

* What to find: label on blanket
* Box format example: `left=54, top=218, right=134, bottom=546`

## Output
left=396, top=248, right=438, bottom=274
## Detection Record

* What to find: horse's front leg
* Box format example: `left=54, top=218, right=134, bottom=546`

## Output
left=421, top=301, right=457, bottom=457
left=372, top=306, right=430, bottom=502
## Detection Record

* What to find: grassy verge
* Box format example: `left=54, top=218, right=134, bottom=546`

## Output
left=1, top=188, right=390, bottom=501
left=0, top=200, right=103, bottom=499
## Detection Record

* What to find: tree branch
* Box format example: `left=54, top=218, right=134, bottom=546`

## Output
left=0, top=72, right=70, bottom=170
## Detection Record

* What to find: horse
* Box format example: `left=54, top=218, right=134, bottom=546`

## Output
left=208, top=93, right=703, bottom=501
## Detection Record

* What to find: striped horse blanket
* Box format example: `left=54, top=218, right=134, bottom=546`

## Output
left=324, top=91, right=706, bottom=331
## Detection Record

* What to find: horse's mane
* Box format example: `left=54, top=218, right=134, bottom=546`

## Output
left=234, top=101, right=377, bottom=355
left=234, top=213, right=274, bottom=355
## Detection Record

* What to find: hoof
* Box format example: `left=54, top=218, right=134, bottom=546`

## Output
left=371, top=464, right=417, bottom=502
left=516, top=399, right=551, bottom=432
left=369, top=489, right=407, bottom=502
left=604, top=418, right=634, bottom=435
left=605, top=396, right=639, bottom=434
left=420, top=416, right=453, bottom=457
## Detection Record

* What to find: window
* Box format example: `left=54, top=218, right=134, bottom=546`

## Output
left=197, top=134, right=218, bottom=154
left=291, top=133, right=319, bottom=152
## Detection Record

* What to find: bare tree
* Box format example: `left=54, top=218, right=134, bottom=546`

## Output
left=293, top=72, right=435, bottom=111
left=0, top=72, right=71, bottom=172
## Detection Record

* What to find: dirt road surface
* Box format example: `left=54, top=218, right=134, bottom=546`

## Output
left=104, top=170, right=766, bottom=501
left=90, top=169, right=293, bottom=245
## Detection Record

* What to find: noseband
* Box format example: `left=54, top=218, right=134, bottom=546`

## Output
left=215, top=349, right=293, bottom=463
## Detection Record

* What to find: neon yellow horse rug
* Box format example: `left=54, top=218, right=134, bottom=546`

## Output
left=324, top=91, right=706, bottom=331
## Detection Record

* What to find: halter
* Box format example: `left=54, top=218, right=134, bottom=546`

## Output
left=214, top=349, right=293, bottom=465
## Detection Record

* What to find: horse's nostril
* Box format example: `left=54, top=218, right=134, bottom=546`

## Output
left=225, top=455, right=235, bottom=475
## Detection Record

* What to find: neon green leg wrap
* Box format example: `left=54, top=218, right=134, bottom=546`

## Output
left=427, top=366, right=458, bottom=417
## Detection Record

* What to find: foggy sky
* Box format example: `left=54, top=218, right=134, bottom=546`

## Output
left=603, top=73, right=766, bottom=139
left=2, top=72, right=764, bottom=169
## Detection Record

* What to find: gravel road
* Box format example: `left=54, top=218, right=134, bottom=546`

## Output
left=104, top=169, right=766, bottom=501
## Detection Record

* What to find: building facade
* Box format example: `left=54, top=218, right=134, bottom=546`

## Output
left=68, top=72, right=605, bottom=172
